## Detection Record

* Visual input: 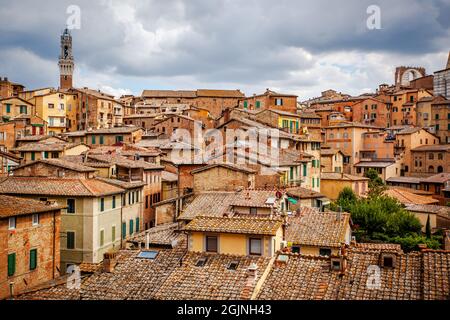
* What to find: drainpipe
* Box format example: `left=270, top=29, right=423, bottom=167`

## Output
left=52, top=210, right=56, bottom=279
left=120, top=192, right=124, bottom=249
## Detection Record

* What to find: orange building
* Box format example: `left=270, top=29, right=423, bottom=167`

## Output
left=239, top=89, right=298, bottom=113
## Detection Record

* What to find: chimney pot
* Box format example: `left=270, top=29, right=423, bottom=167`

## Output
left=103, top=252, right=117, bottom=273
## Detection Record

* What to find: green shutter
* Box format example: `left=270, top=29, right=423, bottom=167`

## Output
left=100, top=198, right=105, bottom=211
left=312, top=160, right=316, bottom=168
left=91, top=135, right=96, bottom=144
left=30, top=249, right=37, bottom=270
left=317, top=178, right=320, bottom=188
left=31, top=152, right=35, bottom=161
left=112, top=226, right=116, bottom=241
left=290, top=167, right=294, bottom=180
left=129, top=219, right=134, bottom=235
left=6, top=104, right=11, bottom=113
left=312, top=178, right=315, bottom=188
left=100, top=135, right=104, bottom=145
left=8, top=253, right=16, bottom=276
left=136, top=217, right=140, bottom=233
left=112, top=196, right=116, bottom=209
left=100, top=230, right=104, bottom=247
left=243, top=101, right=248, bottom=109
left=256, top=101, right=260, bottom=108
left=122, top=222, right=126, bottom=239
left=303, top=164, right=307, bottom=176
left=67, top=232, right=75, bottom=249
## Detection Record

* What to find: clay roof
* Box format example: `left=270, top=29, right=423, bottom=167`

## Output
left=190, top=163, right=256, bottom=175
left=183, top=216, right=282, bottom=236
left=196, top=89, right=244, bottom=98
left=411, top=144, right=450, bottom=152
left=96, top=177, right=146, bottom=190
left=0, top=195, right=65, bottom=218
left=321, top=172, right=369, bottom=181
left=354, top=161, right=395, bottom=168
left=161, top=170, right=178, bottom=182
left=128, top=223, right=185, bottom=247
left=320, top=148, right=343, bottom=156
left=141, top=90, right=197, bottom=98
left=422, top=250, right=450, bottom=300
left=384, top=187, right=439, bottom=205
left=87, top=126, right=142, bottom=134
left=0, top=176, right=124, bottom=197
left=420, top=173, right=450, bottom=184
left=178, top=192, right=235, bottom=220
left=352, top=242, right=402, bottom=252
left=228, top=189, right=280, bottom=208
left=285, top=186, right=325, bottom=199
left=13, top=159, right=96, bottom=173
left=405, top=204, right=450, bottom=215
left=154, top=252, right=270, bottom=300
left=13, top=141, right=86, bottom=152
left=87, top=154, right=164, bottom=170
left=386, top=176, right=422, bottom=184
left=285, top=210, right=350, bottom=247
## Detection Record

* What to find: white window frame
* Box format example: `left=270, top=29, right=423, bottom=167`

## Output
left=32, top=213, right=39, bottom=226
left=8, top=217, right=16, bottom=230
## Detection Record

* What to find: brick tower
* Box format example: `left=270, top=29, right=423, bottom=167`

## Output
left=58, top=28, right=74, bottom=89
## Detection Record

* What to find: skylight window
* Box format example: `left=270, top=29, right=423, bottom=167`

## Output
left=227, top=261, right=239, bottom=270
left=137, top=250, right=158, bottom=260
left=195, top=257, right=208, bottom=267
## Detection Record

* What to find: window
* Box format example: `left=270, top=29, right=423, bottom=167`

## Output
left=67, top=231, right=75, bottom=249
left=129, top=219, right=134, bottom=235
left=48, top=103, right=54, bottom=109
left=31, top=152, right=35, bottom=161
left=100, top=198, right=105, bottom=212
left=20, top=105, right=27, bottom=114
left=255, top=101, right=261, bottom=109
left=112, top=225, right=116, bottom=242
left=292, top=246, right=300, bottom=254
left=250, top=207, right=257, bottom=215
left=275, top=98, right=283, bottom=106
left=228, top=260, right=239, bottom=270
left=30, top=249, right=37, bottom=270
left=115, top=135, right=123, bottom=143
left=331, top=259, right=341, bottom=271
left=100, top=230, right=104, bottom=247
left=136, top=217, right=140, bottom=233
left=206, top=236, right=218, bottom=252
left=243, top=101, right=248, bottom=109
left=195, top=257, right=208, bottom=267
left=303, top=164, right=307, bottom=176
left=319, top=248, right=332, bottom=256
left=122, top=222, right=126, bottom=239
left=5, top=104, right=11, bottom=113
left=67, top=199, right=75, bottom=213
left=382, top=256, right=393, bottom=268
left=32, top=213, right=39, bottom=226
left=51, top=152, right=59, bottom=159
left=8, top=217, right=16, bottom=230
left=99, top=135, right=104, bottom=145
left=112, top=196, right=116, bottom=209
left=8, top=253, right=16, bottom=276
left=91, top=135, right=96, bottom=144
left=249, top=238, right=262, bottom=255
left=429, top=153, right=434, bottom=160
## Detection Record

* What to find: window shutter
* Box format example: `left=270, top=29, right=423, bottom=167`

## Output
left=136, top=218, right=140, bottom=233
left=129, top=219, right=134, bottom=235
left=122, top=222, right=126, bottom=239
left=112, top=226, right=116, bottom=241
left=91, top=135, right=96, bottom=144
left=8, top=253, right=16, bottom=276
left=30, top=249, right=37, bottom=270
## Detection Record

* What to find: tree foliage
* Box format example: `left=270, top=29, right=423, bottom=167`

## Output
left=331, top=187, right=441, bottom=252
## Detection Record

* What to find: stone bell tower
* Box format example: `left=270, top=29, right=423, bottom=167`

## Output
left=58, top=28, right=74, bottom=89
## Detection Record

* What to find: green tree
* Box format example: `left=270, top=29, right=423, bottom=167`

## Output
left=335, top=187, right=357, bottom=212
left=425, top=214, right=432, bottom=239
left=364, top=168, right=386, bottom=195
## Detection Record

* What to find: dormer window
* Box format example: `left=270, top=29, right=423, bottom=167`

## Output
left=380, top=253, right=396, bottom=268
left=227, top=260, right=239, bottom=270
left=195, top=257, right=208, bottom=267
left=331, top=258, right=341, bottom=271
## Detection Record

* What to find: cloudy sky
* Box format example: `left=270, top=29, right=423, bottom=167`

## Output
left=0, top=0, right=449, bottom=100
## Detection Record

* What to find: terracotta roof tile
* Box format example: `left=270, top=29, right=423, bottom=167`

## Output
left=183, top=216, right=282, bottom=236
left=0, top=195, right=65, bottom=218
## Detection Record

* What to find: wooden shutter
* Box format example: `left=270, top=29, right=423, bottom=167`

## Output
left=8, top=253, right=16, bottom=276
left=136, top=218, right=140, bottom=233
left=30, top=249, right=37, bottom=270
left=129, top=219, right=134, bottom=235
left=122, top=222, right=126, bottom=239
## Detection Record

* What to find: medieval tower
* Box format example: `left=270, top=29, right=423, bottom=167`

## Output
left=58, top=28, right=74, bottom=89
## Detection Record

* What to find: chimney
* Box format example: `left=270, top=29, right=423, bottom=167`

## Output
left=446, top=51, right=450, bottom=70
left=247, top=263, right=258, bottom=278
left=336, top=207, right=342, bottom=221
left=103, top=252, right=117, bottom=273
left=145, top=232, right=150, bottom=250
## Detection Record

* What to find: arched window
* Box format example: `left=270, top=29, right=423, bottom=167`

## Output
left=428, top=166, right=434, bottom=173
left=437, top=166, right=443, bottom=173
